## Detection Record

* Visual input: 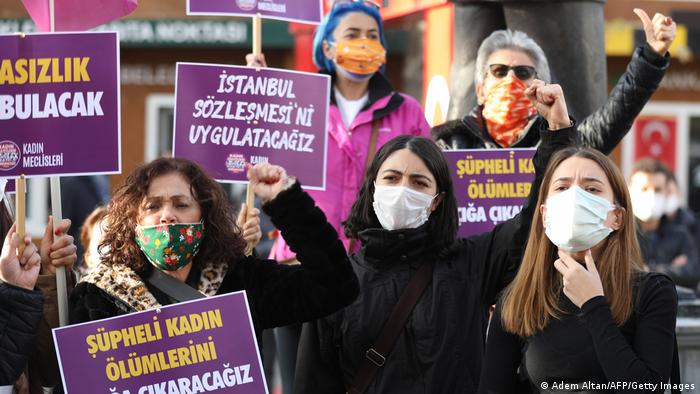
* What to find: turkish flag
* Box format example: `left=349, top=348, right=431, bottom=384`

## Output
left=21, top=0, right=137, bottom=32
left=634, top=116, right=676, bottom=171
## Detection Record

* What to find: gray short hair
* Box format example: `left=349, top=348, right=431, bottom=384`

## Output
left=474, top=29, right=551, bottom=87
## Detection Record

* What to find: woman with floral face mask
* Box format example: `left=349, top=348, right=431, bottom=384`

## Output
left=477, top=148, right=678, bottom=393
left=247, top=0, right=431, bottom=260
left=294, top=82, right=577, bottom=393
left=68, top=158, right=359, bottom=355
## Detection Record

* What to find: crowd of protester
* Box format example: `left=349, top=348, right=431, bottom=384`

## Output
left=1, top=1, right=692, bottom=393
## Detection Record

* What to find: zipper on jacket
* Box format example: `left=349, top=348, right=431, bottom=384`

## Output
left=405, top=321, right=427, bottom=393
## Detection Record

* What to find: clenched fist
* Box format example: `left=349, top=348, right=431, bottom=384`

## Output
left=525, top=80, right=570, bottom=131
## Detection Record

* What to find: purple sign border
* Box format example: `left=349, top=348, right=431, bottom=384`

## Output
left=0, top=31, right=122, bottom=179
left=172, top=62, right=330, bottom=191
left=186, top=0, right=323, bottom=25
left=445, top=148, right=537, bottom=238
left=52, top=290, right=269, bottom=394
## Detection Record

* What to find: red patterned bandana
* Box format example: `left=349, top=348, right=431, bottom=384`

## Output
left=481, top=76, right=537, bottom=147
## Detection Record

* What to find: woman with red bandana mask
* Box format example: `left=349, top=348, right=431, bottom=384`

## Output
left=433, top=8, right=677, bottom=154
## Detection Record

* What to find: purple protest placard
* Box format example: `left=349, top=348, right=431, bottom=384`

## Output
left=53, top=291, right=268, bottom=394
left=187, top=0, right=323, bottom=24
left=0, top=32, right=121, bottom=178
left=173, top=63, right=330, bottom=190
left=445, top=149, right=536, bottom=238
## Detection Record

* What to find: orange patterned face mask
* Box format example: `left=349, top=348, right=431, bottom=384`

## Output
left=481, top=76, right=537, bottom=147
left=333, top=38, right=386, bottom=76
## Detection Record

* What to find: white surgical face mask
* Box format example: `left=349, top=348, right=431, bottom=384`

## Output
left=664, top=194, right=680, bottom=216
left=372, top=183, right=436, bottom=231
left=544, top=185, right=614, bottom=252
left=630, top=190, right=666, bottom=222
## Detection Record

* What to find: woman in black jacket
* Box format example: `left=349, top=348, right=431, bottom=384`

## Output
left=478, top=147, right=677, bottom=393
left=0, top=189, right=77, bottom=393
left=294, top=81, right=576, bottom=393
left=433, top=9, right=675, bottom=155
left=0, top=202, right=43, bottom=390
left=69, top=158, right=359, bottom=346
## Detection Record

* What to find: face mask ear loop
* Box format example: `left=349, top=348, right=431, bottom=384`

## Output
left=607, top=204, right=625, bottom=232
left=324, top=40, right=337, bottom=63
left=428, top=191, right=442, bottom=212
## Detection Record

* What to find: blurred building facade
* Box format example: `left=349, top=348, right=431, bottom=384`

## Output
left=2, top=0, right=700, bottom=231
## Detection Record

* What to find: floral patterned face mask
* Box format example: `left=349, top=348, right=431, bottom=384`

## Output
left=135, top=222, right=205, bottom=271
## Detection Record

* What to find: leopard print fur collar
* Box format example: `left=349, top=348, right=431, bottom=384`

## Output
left=80, top=261, right=228, bottom=312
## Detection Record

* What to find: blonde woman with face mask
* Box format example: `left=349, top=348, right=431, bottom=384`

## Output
left=294, top=82, right=577, bottom=393
left=478, top=148, right=678, bottom=393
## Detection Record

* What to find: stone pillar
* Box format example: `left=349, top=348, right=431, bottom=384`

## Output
left=449, top=1, right=607, bottom=122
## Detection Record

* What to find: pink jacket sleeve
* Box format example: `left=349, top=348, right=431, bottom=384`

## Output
left=400, top=93, right=431, bottom=138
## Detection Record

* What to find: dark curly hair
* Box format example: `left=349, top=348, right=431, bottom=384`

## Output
left=100, top=157, right=246, bottom=276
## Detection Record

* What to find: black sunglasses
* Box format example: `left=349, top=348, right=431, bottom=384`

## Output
left=488, top=64, right=537, bottom=81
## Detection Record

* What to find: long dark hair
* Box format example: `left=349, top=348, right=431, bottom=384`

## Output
left=344, top=136, right=458, bottom=254
left=0, top=202, right=12, bottom=242
left=100, top=157, right=246, bottom=276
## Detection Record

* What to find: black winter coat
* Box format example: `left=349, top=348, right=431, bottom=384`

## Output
left=294, top=125, right=577, bottom=394
left=433, top=45, right=668, bottom=154
left=639, top=219, right=700, bottom=289
left=0, top=283, right=44, bottom=386
left=69, top=182, right=360, bottom=344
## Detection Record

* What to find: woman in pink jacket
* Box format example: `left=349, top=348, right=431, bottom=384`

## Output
left=248, top=3, right=429, bottom=392
left=248, top=0, right=430, bottom=261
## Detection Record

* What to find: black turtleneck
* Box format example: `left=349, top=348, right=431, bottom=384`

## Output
left=357, top=223, right=434, bottom=268
left=478, top=272, right=677, bottom=394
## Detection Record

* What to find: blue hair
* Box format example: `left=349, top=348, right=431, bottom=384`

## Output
left=312, top=2, right=386, bottom=73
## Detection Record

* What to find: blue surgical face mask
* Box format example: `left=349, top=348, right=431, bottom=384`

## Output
left=544, top=185, right=615, bottom=252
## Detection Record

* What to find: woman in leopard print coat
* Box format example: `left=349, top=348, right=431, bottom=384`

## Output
left=69, top=158, right=359, bottom=348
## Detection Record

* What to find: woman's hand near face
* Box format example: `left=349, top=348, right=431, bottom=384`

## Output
left=248, top=163, right=292, bottom=203
left=236, top=203, right=262, bottom=248
left=0, top=223, right=42, bottom=290
left=554, top=249, right=605, bottom=308
left=634, top=8, right=676, bottom=56
left=525, top=80, right=570, bottom=131
left=39, top=216, right=77, bottom=274
left=245, top=53, right=268, bottom=68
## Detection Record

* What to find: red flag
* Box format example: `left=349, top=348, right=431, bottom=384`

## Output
left=21, top=0, right=137, bottom=32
